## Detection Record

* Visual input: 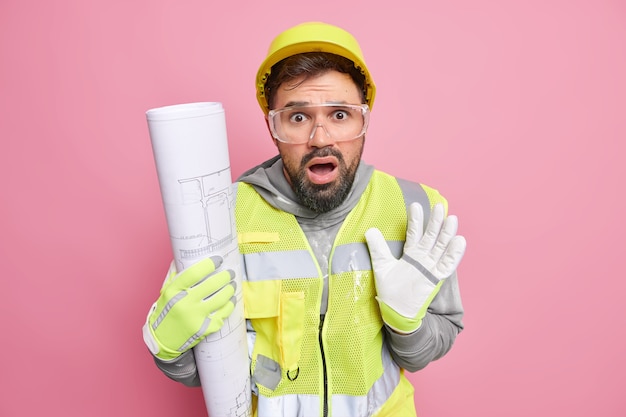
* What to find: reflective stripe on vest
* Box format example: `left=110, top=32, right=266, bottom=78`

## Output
left=331, top=242, right=403, bottom=274
left=243, top=242, right=403, bottom=280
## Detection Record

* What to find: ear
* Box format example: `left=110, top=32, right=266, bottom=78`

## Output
left=265, top=116, right=279, bottom=147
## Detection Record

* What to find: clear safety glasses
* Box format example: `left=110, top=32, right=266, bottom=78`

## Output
left=268, top=103, right=370, bottom=144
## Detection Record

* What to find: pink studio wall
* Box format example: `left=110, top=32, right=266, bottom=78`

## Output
left=1, top=1, right=624, bottom=416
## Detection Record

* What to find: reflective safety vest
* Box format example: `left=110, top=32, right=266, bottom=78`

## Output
left=236, top=170, right=447, bottom=417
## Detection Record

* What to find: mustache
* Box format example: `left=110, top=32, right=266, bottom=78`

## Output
left=300, top=147, right=344, bottom=167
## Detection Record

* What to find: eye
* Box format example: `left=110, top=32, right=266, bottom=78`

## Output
left=331, top=109, right=350, bottom=121
left=288, top=112, right=310, bottom=124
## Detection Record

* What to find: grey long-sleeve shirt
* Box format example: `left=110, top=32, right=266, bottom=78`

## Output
left=153, top=156, right=464, bottom=385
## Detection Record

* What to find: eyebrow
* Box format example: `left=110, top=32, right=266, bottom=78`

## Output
left=283, top=100, right=350, bottom=108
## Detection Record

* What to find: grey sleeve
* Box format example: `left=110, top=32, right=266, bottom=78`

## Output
left=152, top=349, right=201, bottom=387
left=384, top=271, right=464, bottom=372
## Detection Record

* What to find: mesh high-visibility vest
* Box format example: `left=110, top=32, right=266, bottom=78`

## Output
left=236, top=170, right=446, bottom=417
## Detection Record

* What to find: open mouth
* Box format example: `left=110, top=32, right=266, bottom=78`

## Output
left=306, top=158, right=338, bottom=184
left=309, top=162, right=336, bottom=175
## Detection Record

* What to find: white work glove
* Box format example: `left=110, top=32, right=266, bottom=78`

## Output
left=142, top=256, right=236, bottom=361
left=365, top=203, right=466, bottom=333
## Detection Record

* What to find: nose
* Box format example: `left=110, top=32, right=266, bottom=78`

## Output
left=308, top=123, right=335, bottom=147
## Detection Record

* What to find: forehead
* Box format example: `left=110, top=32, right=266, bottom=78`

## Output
left=273, top=71, right=362, bottom=108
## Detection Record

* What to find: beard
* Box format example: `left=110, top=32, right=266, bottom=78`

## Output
left=283, top=147, right=361, bottom=214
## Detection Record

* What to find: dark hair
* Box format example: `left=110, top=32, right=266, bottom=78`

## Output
left=264, top=52, right=367, bottom=110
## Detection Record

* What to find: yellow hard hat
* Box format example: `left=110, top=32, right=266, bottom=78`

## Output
left=256, top=22, right=376, bottom=114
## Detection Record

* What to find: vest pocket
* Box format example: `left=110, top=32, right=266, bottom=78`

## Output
left=278, top=291, right=305, bottom=376
left=243, top=280, right=305, bottom=390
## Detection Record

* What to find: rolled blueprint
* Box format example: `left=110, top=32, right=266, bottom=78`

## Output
left=146, top=102, right=251, bottom=417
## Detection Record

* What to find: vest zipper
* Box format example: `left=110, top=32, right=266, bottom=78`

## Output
left=319, top=314, right=328, bottom=417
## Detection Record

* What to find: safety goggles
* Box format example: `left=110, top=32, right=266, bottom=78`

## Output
left=268, top=103, right=370, bottom=144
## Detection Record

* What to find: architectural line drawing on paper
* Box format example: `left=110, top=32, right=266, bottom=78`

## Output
left=173, top=167, right=235, bottom=270
left=230, top=379, right=253, bottom=417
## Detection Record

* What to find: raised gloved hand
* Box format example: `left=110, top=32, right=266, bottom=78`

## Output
left=365, top=203, right=466, bottom=334
left=142, top=256, right=236, bottom=361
